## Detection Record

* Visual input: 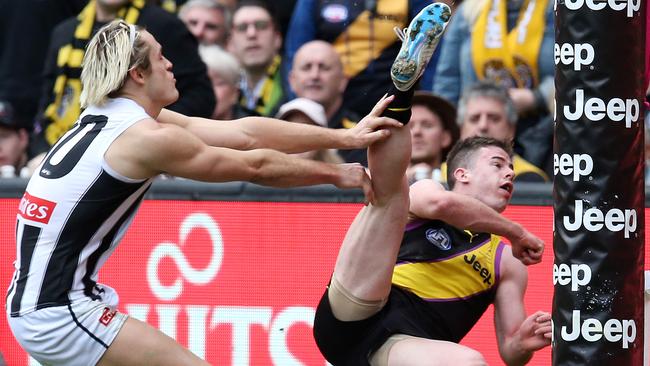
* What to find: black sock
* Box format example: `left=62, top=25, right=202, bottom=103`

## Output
left=381, top=85, right=415, bottom=124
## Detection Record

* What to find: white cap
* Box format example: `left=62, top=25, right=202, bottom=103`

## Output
left=19, top=167, right=32, bottom=178
left=276, top=98, right=328, bottom=127
left=0, top=165, right=15, bottom=178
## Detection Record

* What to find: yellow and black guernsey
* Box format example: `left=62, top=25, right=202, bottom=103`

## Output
left=392, top=218, right=505, bottom=342
left=313, top=218, right=506, bottom=365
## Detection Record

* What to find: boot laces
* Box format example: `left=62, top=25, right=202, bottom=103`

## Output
left=393, top=26, right=407, bottom=42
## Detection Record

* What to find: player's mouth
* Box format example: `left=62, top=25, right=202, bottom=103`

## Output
left=499, top=182, right=513, bottom=195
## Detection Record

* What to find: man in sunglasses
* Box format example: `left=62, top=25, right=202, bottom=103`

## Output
left=227, top=0, right=290, bottom=117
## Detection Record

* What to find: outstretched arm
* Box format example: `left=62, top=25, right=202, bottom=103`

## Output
left=494, top=249, right=552, bottom=365
left=156, top=96, right=402, bottom=153
left=107, top=118, right=375, bottom=203
left=408, top=179, right=543, bottom=264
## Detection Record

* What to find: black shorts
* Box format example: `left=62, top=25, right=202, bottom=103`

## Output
left=313, top=285, right=449, bottom=366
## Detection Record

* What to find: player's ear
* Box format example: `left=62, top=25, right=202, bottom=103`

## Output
left=453, top=167, right=470, bottom=183
left=128, top=67, right=146, bottom=85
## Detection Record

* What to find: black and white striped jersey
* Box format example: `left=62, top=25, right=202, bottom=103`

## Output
left=6, top=98, right=155, bottom=317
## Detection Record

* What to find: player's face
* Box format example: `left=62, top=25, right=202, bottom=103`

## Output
left=465, top=146, right=514, bottom=212
left=140, top=31, right=179, bottom=107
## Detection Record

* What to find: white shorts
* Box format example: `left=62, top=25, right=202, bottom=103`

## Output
left=7, top=298, right=128, bottom=366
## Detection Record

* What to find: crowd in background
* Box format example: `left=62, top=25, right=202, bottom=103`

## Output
left=0, top=0, right=648, bottom=183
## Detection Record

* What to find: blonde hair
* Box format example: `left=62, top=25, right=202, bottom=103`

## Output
left=80, top=20, right=151, bottom=108
left=198, top=44, right=242, bottom=86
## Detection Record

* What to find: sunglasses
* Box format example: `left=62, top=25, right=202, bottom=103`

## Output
left=233, top=19, right=271, bottom=33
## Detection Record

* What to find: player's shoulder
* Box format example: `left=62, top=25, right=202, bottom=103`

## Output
left=410, top=178, right=446, bottom=194
left=113, top=117, right=198, bottom=169
left=498, top=244, right=528, bottom=280
left=409, top=178, right=450, bottom=206
left=131, top=117, right=189, bottom=141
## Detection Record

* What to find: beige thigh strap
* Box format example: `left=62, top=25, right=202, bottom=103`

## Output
left=327, top=275, right=387, bottom=322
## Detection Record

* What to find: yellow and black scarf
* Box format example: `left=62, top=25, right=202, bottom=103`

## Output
left=470, top=0, right=548, bottom=89
left=160, top=0, right=177, bottom=13
left=42, top=0, right=144, bottom=145
left=240, top=54, right=284, bottom=117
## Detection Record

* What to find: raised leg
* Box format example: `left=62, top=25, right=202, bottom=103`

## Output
left=324, top=0, right=452, bottom=325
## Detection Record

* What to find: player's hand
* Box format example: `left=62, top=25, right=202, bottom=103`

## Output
left=510, top=227, right=544, bottom=265
left=334, top=163, right=375, bottom=205
left=517, top=311, right=552, bottom=352
left=342, top=94, right=403, bottom=149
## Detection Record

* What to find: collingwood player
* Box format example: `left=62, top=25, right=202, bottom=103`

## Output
left=5, top=19, right=402, bottom=366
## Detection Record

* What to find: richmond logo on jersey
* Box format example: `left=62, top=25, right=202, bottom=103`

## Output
left=18, top=192, right=56, bottom=224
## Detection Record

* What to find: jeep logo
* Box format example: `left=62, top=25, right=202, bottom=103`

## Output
left=464, top=254, right=493, bottom=285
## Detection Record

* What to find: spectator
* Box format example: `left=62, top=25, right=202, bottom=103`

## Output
left=228, top=0, right=289, bottom=117
left=0, top=101, right=29, bottom=178
left=32, top=0, right=216, bottom=157
left=179, top=0, right=231, bottom=47
left=406, top=91, right=459, bottom=184
left=259, top=0, right=297, bottom=44
left=442, top=81, right=549, bottom=183
left=199, top=45, right=257, bottom=120
left=288, top=40, right=368, bottom=164
left=284, top=0, right=442, bottom=118
left=0, top=0, right=87, bottom=131
left=433, top=0, right=554, bottom=171
left=276, top=98, right=344, bottom=163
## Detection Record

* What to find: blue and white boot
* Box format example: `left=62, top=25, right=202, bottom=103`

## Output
left=390, top=3, right=452, bottom=91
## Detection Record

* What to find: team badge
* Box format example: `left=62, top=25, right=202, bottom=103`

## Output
left=322, top=4, right=348, bottom=23
left=425, top=228, right=451, bottom=250
left=99, top=307, right=117, bottom=326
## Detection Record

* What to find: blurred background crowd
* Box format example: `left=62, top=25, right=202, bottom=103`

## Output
left=0, top=0, right=647, bottom=183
